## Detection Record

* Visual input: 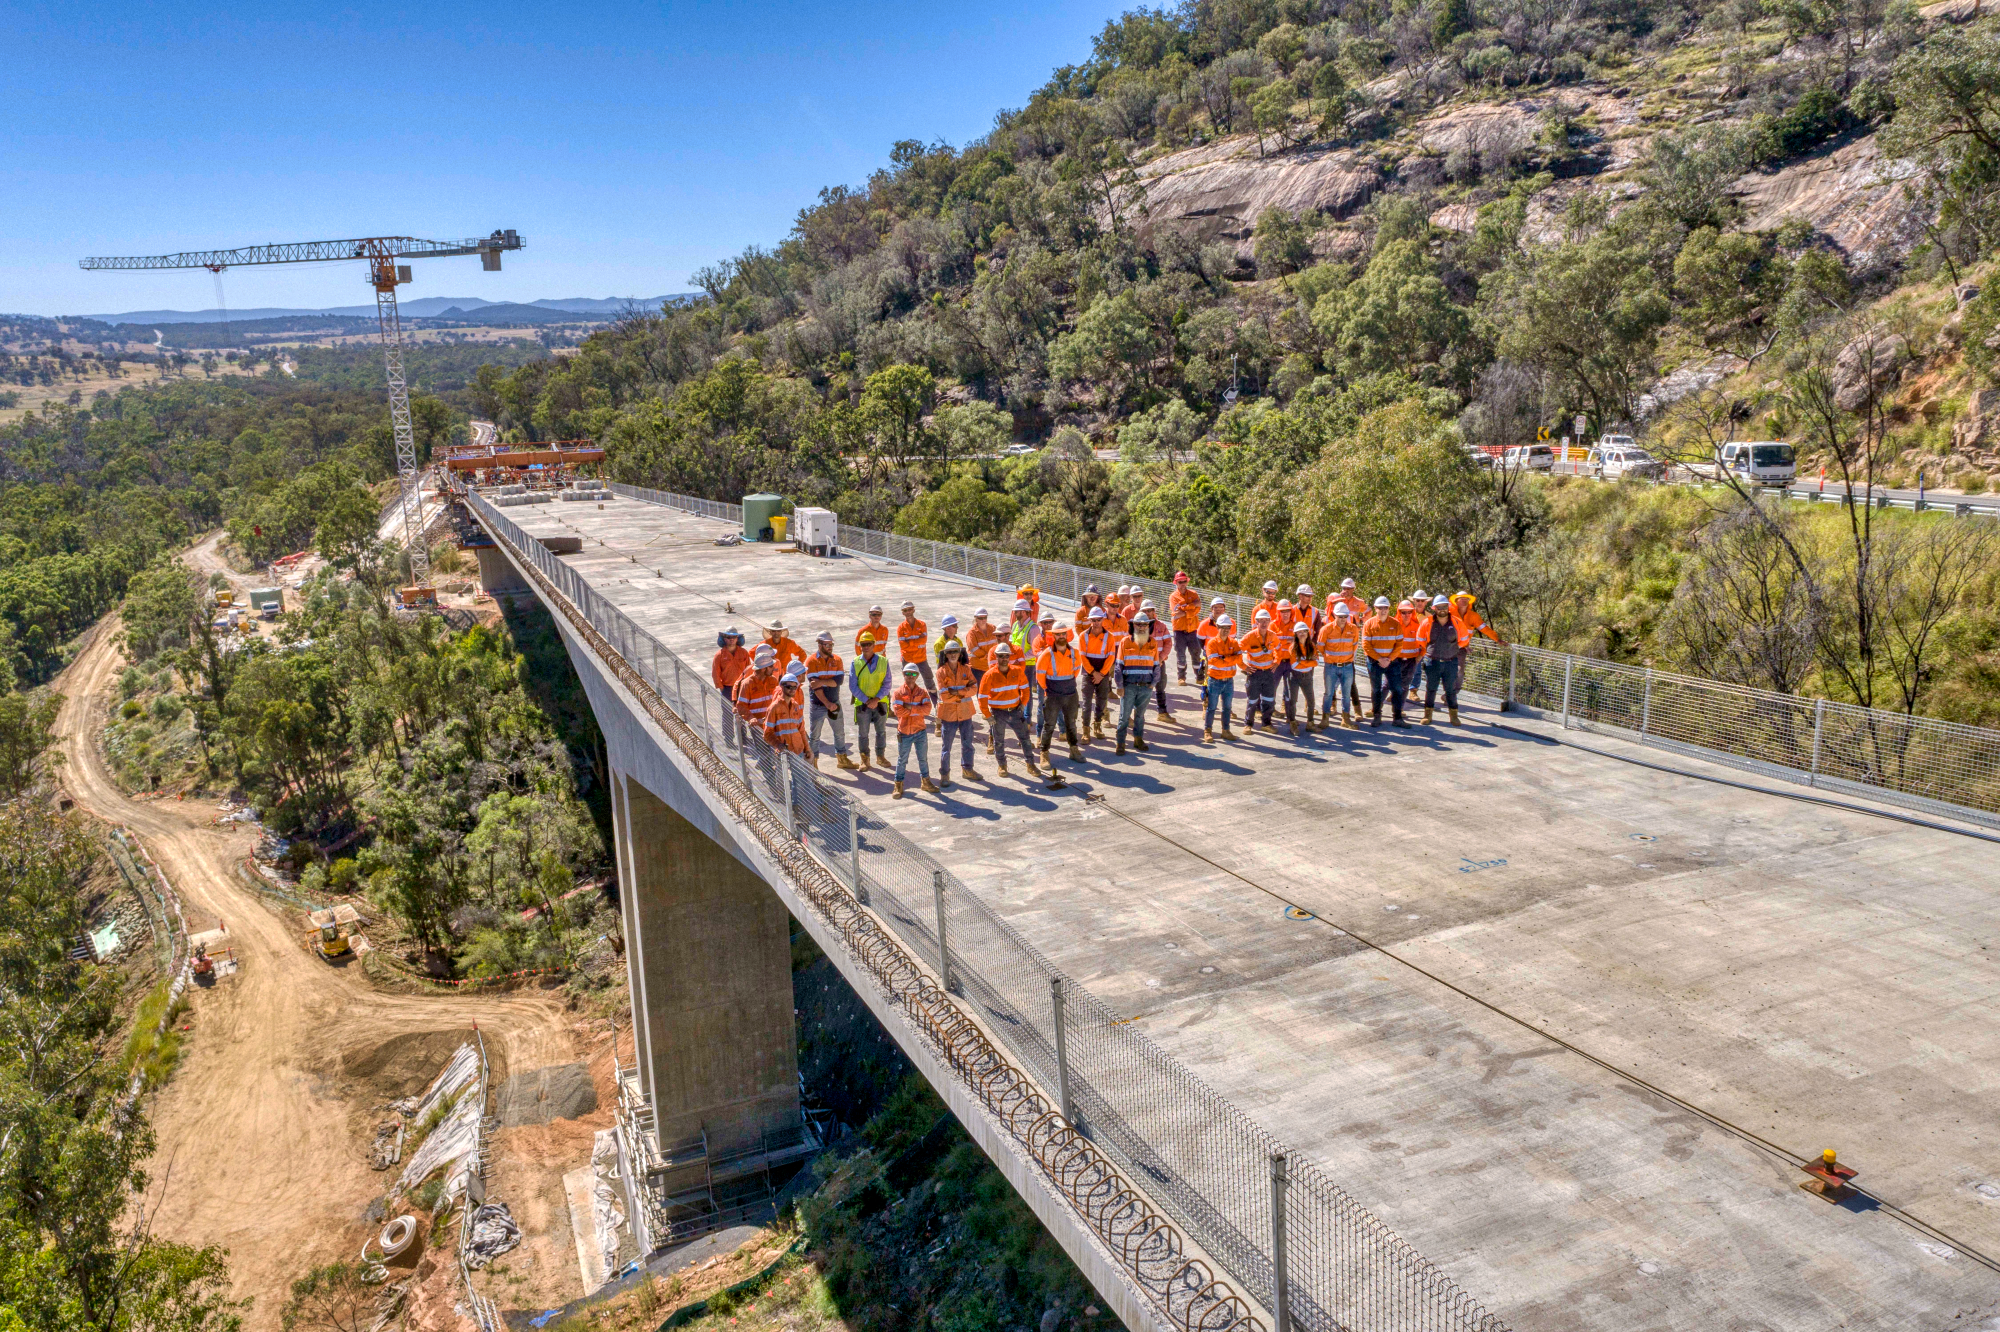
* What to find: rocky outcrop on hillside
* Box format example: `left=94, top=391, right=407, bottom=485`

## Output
left=1134, top=136, right=1384, bottom=256
left=1731, top=133, right=1927, bottom=273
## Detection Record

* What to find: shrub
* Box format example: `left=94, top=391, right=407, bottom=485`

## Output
left=120, top=699, right=143, bottom=719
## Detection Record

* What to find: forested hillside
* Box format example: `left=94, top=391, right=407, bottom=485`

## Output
left=473, top=0, right=2000, bottom=723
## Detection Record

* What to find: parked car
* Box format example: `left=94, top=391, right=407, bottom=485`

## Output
left=1001, top=443, right=1039, bottom=457
left=1501, top=444, right=1556, bottom=471
left=1589, top=444, right=1665, bottom=481
left=1463, top=446, right=1495, bottom=468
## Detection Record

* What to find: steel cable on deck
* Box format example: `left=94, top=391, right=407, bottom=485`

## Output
left=1080, top=789, right=2000, bottom=1279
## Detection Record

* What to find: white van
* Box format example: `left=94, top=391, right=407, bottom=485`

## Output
left=1717, top=440, right=1797, bottom=486
left=1501, top=444, right=1555, bottom=471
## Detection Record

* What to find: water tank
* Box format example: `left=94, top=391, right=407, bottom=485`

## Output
left=742, top=493, right=785, bottom=542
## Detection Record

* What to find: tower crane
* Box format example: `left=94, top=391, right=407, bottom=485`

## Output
left=81, top=229, right=525, bottom=585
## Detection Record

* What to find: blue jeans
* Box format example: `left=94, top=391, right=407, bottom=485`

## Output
left=895, top=730, right=930, bottom=781
left=1203, top=677, right=1235, bottom=729
left=941, top=718, right=975, bottom=768
left=1117, top=681, right=1152, bottom=743
left=1322, top=662, right=1355, bottom=713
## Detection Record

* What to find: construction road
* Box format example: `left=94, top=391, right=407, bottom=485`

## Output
left=53, top=558, right=578, bottom=1323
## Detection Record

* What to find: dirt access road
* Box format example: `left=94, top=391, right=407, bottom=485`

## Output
left=55, top=584, right=580, bottom=1324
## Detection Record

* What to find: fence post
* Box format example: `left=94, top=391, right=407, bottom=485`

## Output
left=1507, top=644, right=1518, bottom=711
left=848, top=804, right=866, bottom=904
left=1639, top=666, right=1653, bottom=738
left=780, top=755, right=796, bottom=833
left=738, top=724, right=752, bottom=785
left=932, top=870, right=954, bottom=991
left=1051, top=976, right=1074, bottom=1125
left=1270, top=1152, right=1292, bottom=1332
left=1809, top=697, right=1826, bottom=786
left=1560, top=655, right=1574, bottom=730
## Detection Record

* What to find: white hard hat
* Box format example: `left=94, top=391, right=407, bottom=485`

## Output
left=1341, top=578, right=1356, bottom=589
left=869, top=604, right=884, bottom=614
left=767, top=620, right=786, bottom=633
left=1432, top=595, right=1450, bottom=608
left=941, top=613, right=959, bottom=626
left=1263, top=580, right=1278, bottom=592
left=1333, top=603, right=1351, bottom=616
left=974, top=607, right=989, bottom=617
left=753, top=645, right=776, bottom=665
left=1374, top=596, right=1391, bottom=608
left=1014, top=598, right=1030, bottom=611
left=1089, top=607, right=1106, bottom=620
left=1216, top=614, right=1233, bottom=628
left=1211, top=597, right=1226, bottom=606
left=1254, top=608, right=1272, bottom=620
left=1296, top=584, right=1312, bottom=596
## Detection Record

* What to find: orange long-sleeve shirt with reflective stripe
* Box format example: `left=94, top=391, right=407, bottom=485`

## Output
left=1363, top=614, right=1404, bottom=665
left=965, top=622, right=1000, bottom=670
left=1318, top=619, right=1361, bottom=664
left=1169, top=588, right=1202, bottom=631
left=733, top=668, right=781, bottom=720
left=978, top=663, right=1030, bottom=713
left=1239, top=627, right=1278, bottom=671
left=854, top=619, right=891, bottom=655
left=1205, top=634, right=1242, bottom=679
left=892, top=682, right=933, bottom=735
left=1036, top=642, right=1081, bottom=684
left=896, top=618, right=928, bottom=662
left=762, top=693, right=807, bottom=752
left=935, top=660, right=979, bottom=722
left=1397, top=612, right=1427, bottom=660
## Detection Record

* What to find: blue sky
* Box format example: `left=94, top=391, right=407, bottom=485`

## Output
left=3, top=0, right=1126, bottom=317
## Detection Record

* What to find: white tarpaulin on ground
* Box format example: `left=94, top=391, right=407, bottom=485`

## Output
left=395, top=1043, right=483, bottom=1200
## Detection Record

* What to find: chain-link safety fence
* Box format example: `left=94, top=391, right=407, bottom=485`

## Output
left=472, top=490, right=1509, bottom=1332
left=609, top=482, right=2000, bottom=833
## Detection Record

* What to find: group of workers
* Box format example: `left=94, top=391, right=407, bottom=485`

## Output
left=711, top=576, right=1502, bottom=797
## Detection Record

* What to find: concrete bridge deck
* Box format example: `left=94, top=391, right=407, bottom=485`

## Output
left=494, top=494, right=2000, bottom=1332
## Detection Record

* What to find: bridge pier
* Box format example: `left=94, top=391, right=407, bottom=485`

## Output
left=472, top=544, right=527, bottom=594
left=612, top=768, right=800, bottom=1162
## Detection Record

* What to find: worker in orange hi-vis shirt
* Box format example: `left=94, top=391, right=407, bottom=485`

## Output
left=760, top=621, right=805, bottom=672
left=1201, top=615, right=1242, bottom=742
left=1238, top=608, right=1281, bottom=730
left=1317, top=604, right=1363, bottom=730
left=1078, top=607, right=1118, bottom=741
left=977, top=642, right=1046, bottom=782
left=1137, top=598, right=1172, bottom=721
left=1291, top=585, right=1324, bottom=637
left=855, top=605, right=891, bottom=655
left=1363, top=598, right=1408, bottom=727
left=732, top=645, right=782, bottom=731
left=1449, top=592, right=1503, bottom=649
left=1326, top=579, right=1368, bottom=712
left=1113, top=614, right=1163, bottom=755
left=712, top=626, right=750, bottom=693
left=1074, top=583, right=1108, bottom=627
left=889, top=663, right=939, bottom=799
left=895, top=600, right=933, bottom=693
left=1283, top=618, right=1319, bottom=736
left=1253, top=580, right=1281, bottom=624
left=1168, top=572, right=1204, bottom=684
left=762, top=667, right=808, bottom=754
left=964, top=608, right=1000, bottom=672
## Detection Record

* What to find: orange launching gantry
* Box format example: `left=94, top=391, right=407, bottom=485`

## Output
left=81, top=230, right=525, bottom=585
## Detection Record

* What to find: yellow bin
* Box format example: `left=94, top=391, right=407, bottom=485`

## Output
left=769, top=513, right=789, bottom=542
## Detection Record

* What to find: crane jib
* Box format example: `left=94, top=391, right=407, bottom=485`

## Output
left=77, top=230, right=523, bottom=271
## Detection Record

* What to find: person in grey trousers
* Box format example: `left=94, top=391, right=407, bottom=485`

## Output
left=1422, top=594, right=1463, bottom=725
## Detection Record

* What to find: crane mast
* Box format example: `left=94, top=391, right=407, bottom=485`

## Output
left=81, top=230, right=525, bottom=588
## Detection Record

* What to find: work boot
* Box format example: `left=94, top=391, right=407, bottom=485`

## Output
left=1068, top=743, right=1083, bottom=762
left=1177, top=673, right=1187, bottom=685
left=1116, top=736, right=1127, bottom=756
left=837, top=753, right=859, bottom=771
left=857, top=752, right=871, bottom=770
left=1289, top=720, right=1299, bottom=737
left=1221, top=725, right=1236, bottom=739
left=877, top=750, right=889, bottom=767
left=919, top=777, right=940, bottom=794
left=1039, top=743, right=1052, bottom=761
left=809, top=752, right=821, bottom=770
left=1134, top=737, right=1150, bottom=752
left=892, top=780, right=906, bottom=799
left=1025, top=754, right=1044, bottom=776
left=1393, top=712, right=1409, bottom=727
left=996, top=756, right=1010, bottom=776
left=1158, top=708, right=1171, bottom=722
left=962, top=765, right=979, bottom=780
left=1422, top=706, right=1434, bottom=725
left=1344, top=711, right=1359, bottom=730
left=1203, top=727, right=1214, bottom=742
left=1449, top=706, right=1460, bottom=724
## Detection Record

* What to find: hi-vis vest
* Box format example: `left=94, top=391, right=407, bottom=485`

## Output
left=851, top=654, right=890, bottom=703
left=1117, top=637, right=1160, bottom=684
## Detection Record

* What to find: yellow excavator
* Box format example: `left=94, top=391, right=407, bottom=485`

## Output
left=307, top=905, right=362, bottom=960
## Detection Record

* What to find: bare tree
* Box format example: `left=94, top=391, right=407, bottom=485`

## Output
left=1868, top=517, right=1996, bottom=715
left=1656, top=504, right=1822, bottom=693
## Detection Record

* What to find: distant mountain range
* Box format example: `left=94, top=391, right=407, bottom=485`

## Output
left=79, top=295, right=696, bottom=324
